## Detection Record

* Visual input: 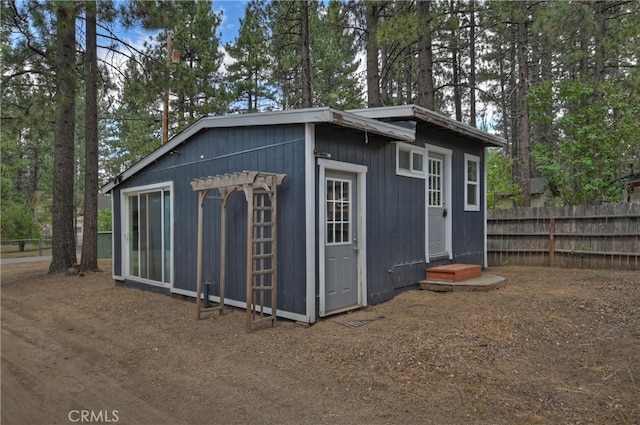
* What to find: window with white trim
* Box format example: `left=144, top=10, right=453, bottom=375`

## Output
left=123, top=183, right=172, bottom=284
left=428, top=157, right=442, bottom=207
left=326, top=177, right=351, bottom=245
left=395, top=142, right=425, bottom=178
left=464, top=153, right=480, bottom=211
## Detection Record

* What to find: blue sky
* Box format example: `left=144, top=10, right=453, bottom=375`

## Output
left=214, top=0, right=249, bottom=44
left=122, top=0, right=248, bottom=46
left=102, top=1, right=249, bottom=81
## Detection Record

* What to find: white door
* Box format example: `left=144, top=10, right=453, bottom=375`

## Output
left=428, top=153, right=447, bottom=256
left=324, top=171, right=359, bottom=312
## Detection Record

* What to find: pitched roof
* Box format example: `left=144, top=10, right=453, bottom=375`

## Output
left=101, top=107, right=415, bottom=193
left=349, top=104, right=507, bottom=147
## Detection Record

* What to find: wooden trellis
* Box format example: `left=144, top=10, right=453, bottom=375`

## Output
left=191, top=171, right=286, bottom=332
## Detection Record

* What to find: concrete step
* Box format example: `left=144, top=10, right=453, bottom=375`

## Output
left=426, top=264, right=482, bottom=282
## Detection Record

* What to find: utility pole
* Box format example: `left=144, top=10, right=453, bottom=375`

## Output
left=163, top=29, right=182, bottom=144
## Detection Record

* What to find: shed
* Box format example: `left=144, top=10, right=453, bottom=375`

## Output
left=102, top=105, right=504, bottom=324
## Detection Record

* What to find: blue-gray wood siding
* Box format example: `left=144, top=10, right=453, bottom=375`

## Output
left=111, top=124, right=308, bottom=315
left=316, top=123, right=487, bottom=305
left=111, top=120, right=488, bottom=319
left=315, top=126, right=426, bottom=306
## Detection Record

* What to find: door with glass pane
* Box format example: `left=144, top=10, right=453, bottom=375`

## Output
left=428, top=153, right=446, bottom=256
left=324, top=171, right=358, bottom=312
left=127, top=188, right=171, bottom=285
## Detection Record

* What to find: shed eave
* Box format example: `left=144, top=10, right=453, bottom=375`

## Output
left=329, top=111, right=414, bottom=142
left=350, top=104, right=506, bottom=148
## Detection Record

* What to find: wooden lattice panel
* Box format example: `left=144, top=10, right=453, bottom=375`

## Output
left=192, top=170, right=286, bottom=332
left=191, top=171, right=285, bottom=191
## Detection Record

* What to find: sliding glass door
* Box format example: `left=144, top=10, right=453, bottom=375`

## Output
left=126, top=185, right=171, bottom=285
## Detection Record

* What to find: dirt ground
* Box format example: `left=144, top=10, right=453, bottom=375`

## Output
left=1, top=260, right=639, bottom=425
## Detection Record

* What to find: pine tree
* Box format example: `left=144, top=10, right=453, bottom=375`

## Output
left=120, top=0, right=227, bottom=139
left=226, top=0, right=274, bottom=112
left=49, top=1, right=78, bottom=273
left=310, top=0, right=363, bottom=109
left=267, top=0, right=305, bottom=109
left=1, top=0, right=56, bottom=233
left=107, top=57, right=161, bottom=177
left=80, top=0, right=99, bottom=272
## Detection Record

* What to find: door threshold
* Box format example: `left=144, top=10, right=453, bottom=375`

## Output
left=322, top=304, right=362, bottom=317
left=429, top=254, right=450, bottom=261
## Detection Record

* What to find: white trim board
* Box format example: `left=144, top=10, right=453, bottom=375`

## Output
left=170, top=287, right=309, bottom=324
left=304, top=123, right=317, bottom=324
left=119, top=181, right=175, bottom=290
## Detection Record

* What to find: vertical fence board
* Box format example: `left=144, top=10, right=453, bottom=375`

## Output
left=487, top=204, right=640, bottom=270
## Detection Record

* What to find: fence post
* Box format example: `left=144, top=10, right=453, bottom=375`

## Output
left=39, top=238, right=43, bottom=256
left=549, top=217, right=556, bottom=267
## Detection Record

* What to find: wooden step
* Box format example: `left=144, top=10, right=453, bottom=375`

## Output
left=419, top=273, right=507, bottom=292
left=426, top=264, right=482, bottom=282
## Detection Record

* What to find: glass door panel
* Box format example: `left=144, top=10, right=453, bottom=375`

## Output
left=126, top=189, right=171, bottom=285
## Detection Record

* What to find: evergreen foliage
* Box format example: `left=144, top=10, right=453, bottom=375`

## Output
left=2, top=0, right=639, bottom=256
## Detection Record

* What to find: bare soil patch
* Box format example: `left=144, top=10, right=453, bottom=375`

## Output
left=2, top=260, right=639, bottom=425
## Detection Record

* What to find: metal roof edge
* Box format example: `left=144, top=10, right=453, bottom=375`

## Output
left=101, top=116, right=210, bottom=193
left=349, top=104, right=506, bottom=147
left=328, top=109, right=414, bottom=142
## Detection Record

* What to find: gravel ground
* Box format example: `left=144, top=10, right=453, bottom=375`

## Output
left=2, top=260, right=639, bottom=425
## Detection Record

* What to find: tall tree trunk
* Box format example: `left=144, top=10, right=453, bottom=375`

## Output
left=80, top=0, right=99, bottom=273
left=509, top=25, right=517, bottom=158
left=516, top=1, right=531, bottom=206
left=451, top=23, right=462, bottom=121
left=380, top=44, right=390, bottom=104
left=593, top=0, right=607, bottom=87
left=404, top=58, right=411, bottom=103
left=49, top=1, right=77, bottom=274
left=469, top=0, right=477, bottom=127
left=365, top=1, right=381, bottom=107
left=417, top=0, right=434, bottom=109
left=499, top=56, right=509, bottom=149
left=300, top=0, right=312, bottom=108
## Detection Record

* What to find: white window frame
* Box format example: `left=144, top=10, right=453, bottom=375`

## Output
left=395, top=142, right=426, bottom=179
left=325, top=177, right=352, bottom=246
left=464, top=153, right=480, bottom=211
left=120, top=181, right=174, bottom=288
left=427, top=156, right=443, bottom=207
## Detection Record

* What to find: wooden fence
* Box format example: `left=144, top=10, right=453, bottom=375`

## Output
left=487, top=203, right=640, bottom=270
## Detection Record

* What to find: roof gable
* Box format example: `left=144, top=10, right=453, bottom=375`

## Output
left=102, top=107, right=414, bottom=193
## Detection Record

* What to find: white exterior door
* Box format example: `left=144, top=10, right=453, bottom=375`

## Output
left=317, top=159, right=367, bottom=317
left=324, top=171, right=359, bottom=312
left=428, top=153, right=446, bottom=256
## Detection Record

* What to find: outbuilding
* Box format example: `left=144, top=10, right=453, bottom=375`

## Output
left=102, top=105, right=505, bottom=325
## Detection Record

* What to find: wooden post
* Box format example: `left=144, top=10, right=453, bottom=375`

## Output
left=195, top=190, right=206, bottom=319
left=219, top=192, right=228, bottom=315
left=271, top=184, right=278, bottom=326
left=245, top=185, right=254, bottom=333
left=549, top=217, right=556, bottom=267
